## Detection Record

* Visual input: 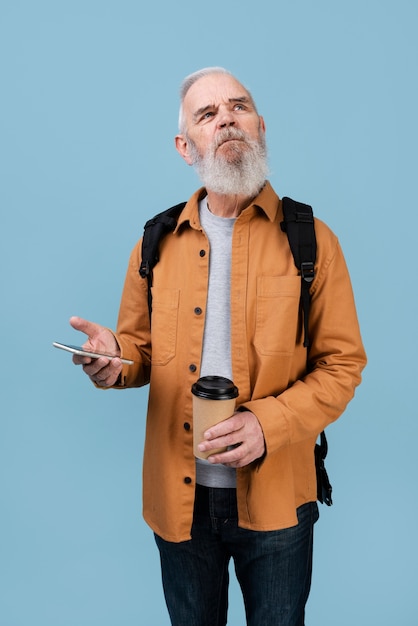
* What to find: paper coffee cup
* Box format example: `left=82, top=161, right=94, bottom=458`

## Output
left=191, top=376, right=239, bottom=459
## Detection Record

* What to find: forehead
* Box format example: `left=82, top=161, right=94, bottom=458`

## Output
left=183, top=73, right=252, bottom=115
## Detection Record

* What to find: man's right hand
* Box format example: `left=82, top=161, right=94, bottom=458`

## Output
left=69, top=316, right=123, bottom=387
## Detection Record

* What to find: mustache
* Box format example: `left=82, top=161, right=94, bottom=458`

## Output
left=214, top=127, right=249, bottom=149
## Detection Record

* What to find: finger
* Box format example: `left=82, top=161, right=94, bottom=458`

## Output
left=207, top=444, right=248, bottom=467
left=83, top=358, right=122, bottom=387
left=82, top=356, right=111, bottom=375
left=199, top=430, right=241, bottom=450
left=69, top=316, right=103, bottom=340
left=203, top=413, right=244, bottom=441
left=72, top=354, right=93, bottom=366
left=101, top=359, right=122, bottom=387
left=208, top=442, right=263, bottom=468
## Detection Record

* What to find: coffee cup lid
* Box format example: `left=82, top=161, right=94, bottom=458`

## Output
left=191, top=376, right=239, bottom=400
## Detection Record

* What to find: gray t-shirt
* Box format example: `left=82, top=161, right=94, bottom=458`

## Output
left=195, top=198, right=237, bottom=488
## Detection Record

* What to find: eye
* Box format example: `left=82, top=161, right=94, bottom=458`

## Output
left=197, top=110, right=215, bottom=124
left=234, top=104, right=245, bottom=111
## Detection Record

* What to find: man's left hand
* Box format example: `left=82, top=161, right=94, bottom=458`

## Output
left=197, top=411, right=265, bottom=468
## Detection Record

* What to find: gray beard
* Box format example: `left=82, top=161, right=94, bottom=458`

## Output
left=187, top=128, right=269, bottom=197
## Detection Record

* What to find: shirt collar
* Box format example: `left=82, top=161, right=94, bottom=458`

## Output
left=174, top=181, right=280, bottom=233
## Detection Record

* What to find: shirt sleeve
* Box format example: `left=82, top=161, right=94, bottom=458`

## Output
left=110, top=240, right=152, bottom=388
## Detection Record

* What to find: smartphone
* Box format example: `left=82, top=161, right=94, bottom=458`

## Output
left=52, top=341, right=134, bottom=365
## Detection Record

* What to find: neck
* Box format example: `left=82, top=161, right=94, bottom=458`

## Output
left=206, top=190, right=255, bottom=218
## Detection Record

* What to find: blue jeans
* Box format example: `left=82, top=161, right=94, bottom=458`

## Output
left=154, top=485, right=319, bottom=626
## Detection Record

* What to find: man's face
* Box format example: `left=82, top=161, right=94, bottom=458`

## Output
left=177, top=73, right=265, bottom=165
left=176, top=73, right=268, bottom=196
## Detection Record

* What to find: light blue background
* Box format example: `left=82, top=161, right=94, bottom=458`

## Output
left=1, top=1, right=416, bottom=624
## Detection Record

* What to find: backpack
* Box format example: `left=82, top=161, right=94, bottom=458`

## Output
left=139, top=197, right=333, bottom=506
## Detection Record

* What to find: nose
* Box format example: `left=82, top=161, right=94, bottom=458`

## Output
left=217, top=109, right=235, bottom=128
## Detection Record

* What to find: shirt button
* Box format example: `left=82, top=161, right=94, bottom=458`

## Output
left=194, top=307, right=202, bottom=315
left=189, top=364, right=197, bottom=372
left=184, top=476, right=192, bottom=484
left=184, top=422, right=191, bottom=431
left=199, top=249, right=206, bottom=257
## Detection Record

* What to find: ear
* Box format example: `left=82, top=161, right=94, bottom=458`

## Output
left=175, top=134, right=193, bottom=166
left=259, top=115, right=266, bottom=133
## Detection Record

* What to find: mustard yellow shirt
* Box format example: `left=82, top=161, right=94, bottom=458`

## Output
left=113, top=182, right=366, bottom=542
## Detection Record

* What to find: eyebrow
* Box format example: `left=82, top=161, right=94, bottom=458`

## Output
left=192, top=96, right=252, bottom=122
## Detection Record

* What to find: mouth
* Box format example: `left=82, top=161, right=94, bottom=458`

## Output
left=215, top=129, right=247, bottom=149
left=217, top=137, right=244, bottom=149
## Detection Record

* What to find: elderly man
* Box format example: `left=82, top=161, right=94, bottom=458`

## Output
left=70, top=67, right=366, bottom=625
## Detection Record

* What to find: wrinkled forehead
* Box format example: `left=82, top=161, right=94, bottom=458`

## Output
left=183, top=73, right=255, bottom=118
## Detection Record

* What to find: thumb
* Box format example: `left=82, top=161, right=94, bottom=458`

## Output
left=69, top=316, right=103, bottom=340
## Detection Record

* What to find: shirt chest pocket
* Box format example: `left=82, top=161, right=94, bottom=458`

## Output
left=254, top=276, right=301, bottom=356
left=150, top=287, right=180, bottom=365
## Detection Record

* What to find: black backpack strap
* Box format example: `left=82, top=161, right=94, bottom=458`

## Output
left=281, top=197, right=332, bottom=506
left=139, top=202, right=186, bottom=279
left=280, top=197, right=316, bottom=348
left=315, top=431, right=333, bottom=505
left=139, top=202, right=186, bottom=316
